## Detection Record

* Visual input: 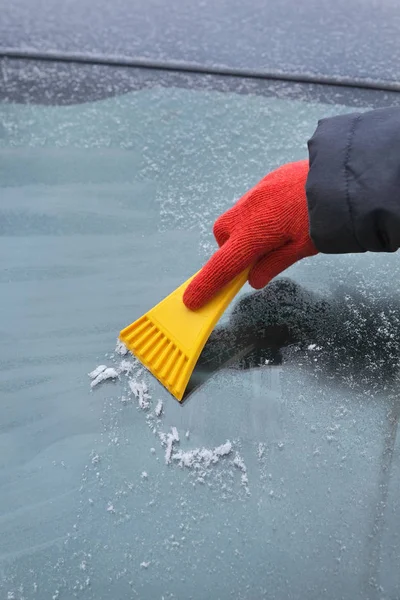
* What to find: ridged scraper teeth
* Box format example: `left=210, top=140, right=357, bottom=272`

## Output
left=169, top=352, right=187, bottom=388
left=124, top=317, right=149, bottom=340
left=146, top=335, right=169, bottom=364
left=159, top=346, right=180, bottom=381
left=133, top=324, right=157, bottom=353
left=153, top=340, right=173, bottom=372
left=140, top=330, right=164, bottom=360
left=175, top=363, right=191, bottom=398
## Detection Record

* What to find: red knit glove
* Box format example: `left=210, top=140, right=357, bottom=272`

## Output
left=183, top=160, right=318, bottom=310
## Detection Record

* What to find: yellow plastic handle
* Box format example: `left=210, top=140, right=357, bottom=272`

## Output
left=182, top=265, right=251, bottom=312
left=120, top=266, right=251, bottom=401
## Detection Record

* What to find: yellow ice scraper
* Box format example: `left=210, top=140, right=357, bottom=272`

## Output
left=119, top=267, right=250, bottom=402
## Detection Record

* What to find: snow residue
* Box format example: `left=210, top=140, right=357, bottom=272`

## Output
left=129, top=380, right=150, bottom=409
left=88, top=365, right=107, bottom=379
left=233, top=452, right=250, bottom=493
left=258, top=443, right=265, bottom=459
left=107, top=503, right=115, bottom=513
left=155, top=400, right=163, bottom=417
left=118, top=359, right=135, bottom=375
left=140, top=561, right=151, bottom=569
left=115, top=339, right=128, bottom=356
left=88, top=353, right=251, bottom=493
left=173, top=441, right=232, bottom=469
left=160, top=427, right=180, bottom=464
left=90, top=366, right=119, bottom=388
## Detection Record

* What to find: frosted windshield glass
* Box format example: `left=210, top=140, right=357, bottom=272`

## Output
left=1, top=85, right=400, bottom=599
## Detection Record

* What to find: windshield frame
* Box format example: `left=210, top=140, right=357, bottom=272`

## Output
left=2, top=56, right=400, bottom=110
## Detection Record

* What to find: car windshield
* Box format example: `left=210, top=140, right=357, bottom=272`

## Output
left=1, top=60, right=400, bottom=599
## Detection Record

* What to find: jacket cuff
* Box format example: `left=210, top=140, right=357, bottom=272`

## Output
left=306, top=112, right=365, bottom=254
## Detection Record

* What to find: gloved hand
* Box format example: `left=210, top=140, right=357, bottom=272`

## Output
left=183, top=160, right=318, bottom=310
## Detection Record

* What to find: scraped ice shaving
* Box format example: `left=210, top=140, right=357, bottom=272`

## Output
left=115, top=339, right=129, bottom=356
left=233, top=453, right=246, bottom=472
left=173, top=441, right=232, bottom=468
left=89, top=347, right=252, bottom=493
left=258, top=443, right=265, bottom=459
left=88, top=365, right=107, bottom=379
left=118, top=359, right=135, bottom=375
left=160, top=427, right=180, bottom=464
left=129, top=380, right=150, bottom=409
left=90, top=367, right=119, bottom=388
left=233, top=452, right=249, bottom=491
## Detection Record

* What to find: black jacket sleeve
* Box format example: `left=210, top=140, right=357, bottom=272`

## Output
left=306, top=107, right=400, bottom=254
